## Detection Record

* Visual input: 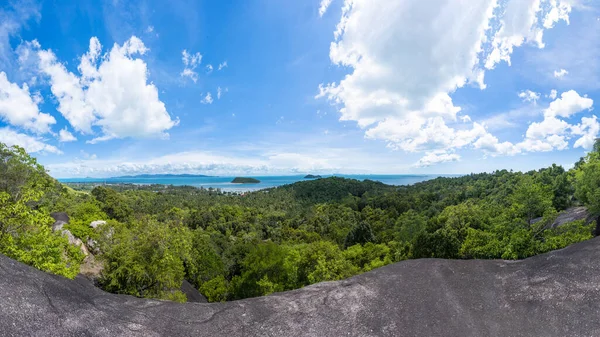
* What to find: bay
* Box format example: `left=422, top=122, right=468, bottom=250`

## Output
left=58, top=174, right=457, bottom=192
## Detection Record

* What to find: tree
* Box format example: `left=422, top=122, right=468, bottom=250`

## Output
left=344, top=221, right=376, bottom=248
left=0, top=144, right=83, bottom=278
left=91, top=186, right=133, bottom=222
left=98, top=218, right=192, bottom=302
left=574, top=139, right=600, bottom=236
left=511, top=176, right=553, bottom=226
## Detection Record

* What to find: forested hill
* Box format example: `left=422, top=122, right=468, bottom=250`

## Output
left=1, top=141, right=600, bottom=304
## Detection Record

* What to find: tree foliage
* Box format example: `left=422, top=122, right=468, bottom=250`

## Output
left=0, top=144, right=82, bottom=278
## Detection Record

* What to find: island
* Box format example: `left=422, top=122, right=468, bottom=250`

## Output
left=231, top=177, right=261, bottom=184
left=304, top=174, right=322, bottom=179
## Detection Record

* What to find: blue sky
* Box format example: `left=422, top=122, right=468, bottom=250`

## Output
left=0, top=0, right=599, bottom=178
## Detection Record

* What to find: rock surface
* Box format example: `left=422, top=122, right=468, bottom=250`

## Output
left=532, top=206, right=592, bottom=228
left=2, top=238, right=600, bottom=336
left=51, top=212, right=70, bottom=232
left=90, top=220, right=107, bottom=229
left=181, top=280, right=208, bottom=303
left=50, top=212, right=70, bottom=223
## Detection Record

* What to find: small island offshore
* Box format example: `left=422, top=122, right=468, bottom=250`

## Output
left=231, top=177, right=261, bottom=184
left=304, top=174, right=322, bottom=179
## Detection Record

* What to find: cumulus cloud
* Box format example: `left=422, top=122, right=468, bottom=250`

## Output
left=0, top=71, right=55, bottom=134
left=201, top=92, right=213, bottom=104
left=206, top=64, right=213, bottom=74
left=316, top=0, right=580, bottom=165
left=319, top=0, right=333, bottom=17
left=543, top=0, right=571, bottom=29
left=485, top=0, right=571, bottom=70
left=572, top=116, right=600, bottom=149
left=181, top=49, right=202, bottom=82
left=316, top=1, right=494, bottom=150
left=553, top=68, right=568, bottom=78
left=0, top=127, right=61, bottom=154
left=485, top=0, right=545, bottom=69
left=58, top=127, right=77, bottom=142
left=548, top=89, right=558, bottom=99
left=45, top=145, right=404, bottom=178
left=478, top=90, right=596, bottom=155
left=518, top=90, right=541, bottom=103
left=33, top=36, right=178, bottom=143
left=545, top=90, right=593, bottom=118
left=416, top=151, right=460, bottom=167
left=218, top=61, right=228, bottom=70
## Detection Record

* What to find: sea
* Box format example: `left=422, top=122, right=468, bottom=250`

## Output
left=58, top=174, right=456, bottom=192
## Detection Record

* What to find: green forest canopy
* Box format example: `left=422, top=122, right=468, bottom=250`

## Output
left=1, top=141, right=600, bottom=303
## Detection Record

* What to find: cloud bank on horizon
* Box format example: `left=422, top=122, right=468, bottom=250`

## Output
left=0, top=0, right=598, bottom=177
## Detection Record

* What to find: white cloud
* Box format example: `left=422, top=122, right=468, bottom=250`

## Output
left=36, top=36, right=178, bottom=143
left=58, top=127, right=77, bottom=142
left=0, top=71, right=56, bottom=134
left=181, top=49, right=202, bottom=82
left=0, top=2, right=40, bottom=69
left=477, top=89, right=595, bottom=156
left=543, top=0, right=571, bottom=29
left=316, top=0, right=500, bottom=154
left=416, top=151, right=460, bottom=167
left=315, top=0, right=578, bottom=164
left=319, top=0, right=333, bottom=17
left=217, top=86, right=229, bottom=100
left=206, top=64, right=213, bottom=74
left=46, top=146, right=407, bottom=178
left=201, top=92, right=213, bottom=104
left=218, top=61, right=228, bottom=70
left=146, top=26, right=154, bottom=33
left=553, top=68, right=568, bottom=78
left=572, top=115, right=600, bottom=149
left=485, top=0, right=545, bottom=70
left=38, top=48, right=95, bottom=133
left=485, top=0, right=572, bottom=70
left=548, top=89, right=558, bottom=99
left=0, top=127, right=61, bottom=154
left=545, top=90, right=593, bottom=118
left=518, top=89, right=541, bottom=103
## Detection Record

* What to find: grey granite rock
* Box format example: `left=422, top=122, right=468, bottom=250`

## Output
left=50, top=212, right=70, bottom=224
left=90, top=220, right=107, bottom=229
left=2, top=238, right=600, bottom=337
left=531, top=206, right=592, bottom=228
left=181, top=280, right=208, bottom=303
left=51, top=220, right=67, bottom=232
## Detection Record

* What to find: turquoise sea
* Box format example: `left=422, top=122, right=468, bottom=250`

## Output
left=59, top=174, right=456, bottom=192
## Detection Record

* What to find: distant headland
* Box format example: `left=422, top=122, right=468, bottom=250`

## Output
left=111, top=174, right=214, bottom=179
left=231, top=177, right=261, bottom=184
left=304, top=174, right=322, bottom=179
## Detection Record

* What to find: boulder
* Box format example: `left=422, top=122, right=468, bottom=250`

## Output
left=50, top=212, right=70, bottom=223
left=50, top=212, right=70, bottom=233
left=60, top=229, right=89, bottom=257
left=2, top=238, right=600, bottom=336
left=87, top=238, right=101, bottom=255
left=532, top=206, right=592, bottom=228
left=51, top=220, right=67, bottom=232
left=90, top=220, right=107, bottom=229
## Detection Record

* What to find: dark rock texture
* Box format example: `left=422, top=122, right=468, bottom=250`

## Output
left=181, top=280, right=207, bottom=303
left=50, top=212, right=70, bottom=223
left=2, top=238, right=600, bottom=336
left=532, top=206, right=592, bottom=228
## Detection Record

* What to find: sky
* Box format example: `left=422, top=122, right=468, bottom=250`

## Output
left=0, top=0, right=599, bottom=178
